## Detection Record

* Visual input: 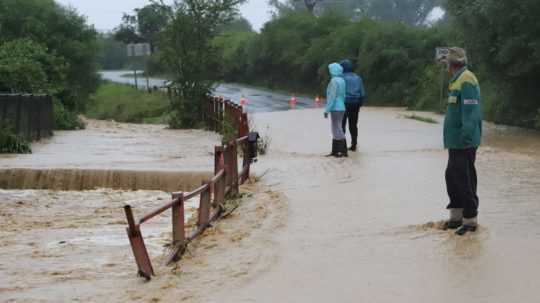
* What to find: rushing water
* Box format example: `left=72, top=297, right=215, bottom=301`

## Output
left=206, top=108, right=540, bottom=303
left=2, top=74, right=540, bottom=302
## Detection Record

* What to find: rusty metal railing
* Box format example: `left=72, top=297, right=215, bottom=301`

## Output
left=206, top=96, right=249, bottom=138
left=123, top=132, right=253, bottom=280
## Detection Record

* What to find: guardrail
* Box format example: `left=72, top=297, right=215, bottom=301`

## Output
left=205, top=96, right=249, bottom=138
left=123, top=96, right=256, bottom=280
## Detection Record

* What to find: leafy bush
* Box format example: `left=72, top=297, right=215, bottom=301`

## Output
left=0, top=0, right=99, bottom=123
left=0, top=122, right=31, bottom=154
left=53, top=99, right=85, bottom=130
left=0, top=39, right=66, bottom=94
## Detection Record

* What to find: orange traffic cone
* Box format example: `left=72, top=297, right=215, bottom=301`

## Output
left=289, top=95, right=297, bottom=109
left=315, top=95, right=321, bottom=107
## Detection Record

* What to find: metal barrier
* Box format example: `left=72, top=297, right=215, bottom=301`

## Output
left=205, top=96, right=249, bottom=138
left=0, top=94, right=53, bottom=141
left=123, top=111, right=255, bottom=280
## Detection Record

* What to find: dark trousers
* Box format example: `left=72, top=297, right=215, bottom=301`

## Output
left=342, top=103, right=361, bottom=146
left=445, top=148, right=479, bottom=219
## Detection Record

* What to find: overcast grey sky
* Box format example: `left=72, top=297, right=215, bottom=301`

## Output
left=56, top=0, right=273, bottom=32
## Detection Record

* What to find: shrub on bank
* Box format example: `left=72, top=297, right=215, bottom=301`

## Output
left=54, top=99, right=86, bottom=130
left=0, top=122, right=31, bottom=154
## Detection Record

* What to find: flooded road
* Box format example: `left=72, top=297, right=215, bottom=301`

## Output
left=100, top=71, right=317, bottom=113
left=203, top=108, right=540, bottom=303
left=2, top=76, right=540, bottom=302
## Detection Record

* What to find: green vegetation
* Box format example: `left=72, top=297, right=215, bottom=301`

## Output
left=215, top=12, right=448, bottom=109
left=96, top=33, right=130, bottom=70
left=105, top=0, right=539, bottom=131
left=212, top=1, right=540, bottom=130
left=86, top=82, right=169, bottom=124
left=0, top=0, right=99, bottom=130
left=0, top=122, right=31, bottom=154
left=447, top=0, right=540, bottom=129
left=158, top=0, right=245, bottom=129
left=275, top=0, right=444, bottom=25
left=404, top=114, right=438, bottom=124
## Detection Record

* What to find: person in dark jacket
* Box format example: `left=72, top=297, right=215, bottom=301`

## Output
left=339, top=59, right=365, bottom=152
left=443, top=47, right=482, bottom=236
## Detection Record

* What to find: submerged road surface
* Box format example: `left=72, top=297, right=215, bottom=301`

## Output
left=203, top=108, right=540, bottom=303
left=100, top=71, right=317, bottom=113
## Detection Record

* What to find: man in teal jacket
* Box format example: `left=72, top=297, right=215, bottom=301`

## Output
left=443, top=47, right=482, bottom=235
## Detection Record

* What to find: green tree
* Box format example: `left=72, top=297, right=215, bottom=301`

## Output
left=220, top=16, right=254, bottom=33
left=160, top=0, right=245, bottom=128
left=96, top=33, right=130, bottom=70
left=0, top=0, right=99, bottom=113
left=447, top=0, right=540, bottom=127
left=114, top=1, right=172, bottom=51
left=273, top=0, right=443, bottom=25
left=0, top=39, right=67, bottom=94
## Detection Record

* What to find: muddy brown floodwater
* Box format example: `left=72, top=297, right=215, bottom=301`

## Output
left=1, top=108, right=540, bottom=303
left=207, top=108, right=540, bottom=303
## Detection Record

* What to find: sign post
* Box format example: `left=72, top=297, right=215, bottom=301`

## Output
left=435, top=47, right=450, bottom=112
left=127, top=43, right=152, bottom=90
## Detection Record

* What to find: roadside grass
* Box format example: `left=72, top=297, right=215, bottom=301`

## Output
left=86, top=81, right=170, bottom=124
left=0, top=122, right=31, bottom=154
left=404, top=113, right=438, bottom=124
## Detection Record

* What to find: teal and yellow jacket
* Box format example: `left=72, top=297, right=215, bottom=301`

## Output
left=443, top=67, right=482, bottom=149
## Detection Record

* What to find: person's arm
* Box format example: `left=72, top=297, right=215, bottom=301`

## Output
left=460, top=82, right=480, bottom=147
left=325, top=79, right=337, bottom=113
left=358, top=76, right=365, bottom=98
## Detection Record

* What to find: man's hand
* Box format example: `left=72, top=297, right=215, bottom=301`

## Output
left=324, top=113, right=328, bottom=119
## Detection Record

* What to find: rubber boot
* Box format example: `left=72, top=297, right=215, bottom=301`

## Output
left=336, top=139, right=348, bottom=158
left=326, top=140, right=338, bottom=157
left=455, top=217, right=477, bottom=236
left=349, top=142, right=357, bottom=152
left=443, top=208, right=463, bottom=230
left=342, top=139, right=348, bottom=157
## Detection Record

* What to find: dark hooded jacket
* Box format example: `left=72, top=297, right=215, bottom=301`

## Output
left=339, top=59, right=365, bottom=105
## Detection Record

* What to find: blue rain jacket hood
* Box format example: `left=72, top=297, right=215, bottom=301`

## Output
left=340, top=59, right=354, bottom=73
left=339, top=59, right=365, bottom=104
left=325, top=63, right=346, bottom=113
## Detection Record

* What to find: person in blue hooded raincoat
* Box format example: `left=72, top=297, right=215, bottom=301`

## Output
left=340, top=59, right=365, bottom=152
left=324, top=63, right=348, bottom=157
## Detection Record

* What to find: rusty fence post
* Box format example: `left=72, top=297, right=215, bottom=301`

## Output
left=198, top=181, right=211, bottom=229
left=241, top=140, right=250, bottom=184
left=214, top=173, right=225, bottom=208
left=172, top=193, right=185, bottom=244
left=230, top=140, right=239, bottom=196
left=214, top=146, right=224, bottom=175
left=124, top=205, right=154, bottom=279
left=210, top=97, right=215, bottom=131
left=241, top=113, right=249, bottom=138
left=223, top=144, right=233, bottom=191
